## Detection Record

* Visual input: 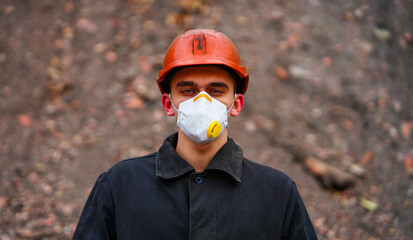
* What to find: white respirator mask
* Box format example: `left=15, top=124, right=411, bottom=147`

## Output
left=170, top=91, right=235, bottom=145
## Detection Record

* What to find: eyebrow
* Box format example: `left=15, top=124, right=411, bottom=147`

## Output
left=176, top=81, right=196, bottom=89
left=208, top=82, right=229, bottom=89
left=175, top=81, right=229, bottom=89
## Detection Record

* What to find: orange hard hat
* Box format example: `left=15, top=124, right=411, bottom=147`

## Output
left=157, top=29, right=249, bottom=94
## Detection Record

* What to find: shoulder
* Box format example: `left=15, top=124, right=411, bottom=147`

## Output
left=103, top=152, right=157, bottom=181
left=242, top=158, right=294, bottom=189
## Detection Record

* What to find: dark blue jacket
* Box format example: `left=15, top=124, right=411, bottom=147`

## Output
left=73, top=133, right=318, bottom=239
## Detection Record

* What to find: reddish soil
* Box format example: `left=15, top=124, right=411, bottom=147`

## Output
left=0, top=0, right=412, bottom=239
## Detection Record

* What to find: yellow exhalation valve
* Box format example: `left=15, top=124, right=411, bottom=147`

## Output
left=207, top=121, right=221, bottom=138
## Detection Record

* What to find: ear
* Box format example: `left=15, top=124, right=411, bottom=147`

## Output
left=161, top=93, right=176, bottom=116
left=230, top=94, right=244, bottom=117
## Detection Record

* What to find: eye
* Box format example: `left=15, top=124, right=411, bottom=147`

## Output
left=209, top=89, right=224, bottom=96
left=180, top=89, right=196, bottom=96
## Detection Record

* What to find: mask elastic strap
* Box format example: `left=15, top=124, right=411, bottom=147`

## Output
left=170, top=93, right=236, bottom=112
left=169, top=93, right=179, bottom=112
left=226, top=93, right=237, bottom=113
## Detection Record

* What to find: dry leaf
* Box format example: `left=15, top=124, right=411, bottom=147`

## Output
left=322, top=56, right=332, bottom=67
left=286, top=32, right=299, bottom=47
left=360, top=197, right=378, bottom=211
left=63, top=27, right=74, bottom=40
left=65, top=2, right=74, bottom=13
left=274, top=65, right=289, bottom=80
left=179, top=0, right=204, bottom=12
left=361, top=151, right=373, bottom=165
left=404, top=156, right=413, bottom=175
left=401, top=122, right=412, bottom=139
left=305, top=157, right=355, bottom=189
left=305, top=157, right=327, bottom=175
left=165, top=13, right=182, bottom=26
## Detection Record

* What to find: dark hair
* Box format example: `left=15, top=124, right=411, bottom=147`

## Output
left=161, top=65, right=240, bottom=94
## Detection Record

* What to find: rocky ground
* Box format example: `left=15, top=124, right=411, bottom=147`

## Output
left=0, top=0, right=412, bottom=239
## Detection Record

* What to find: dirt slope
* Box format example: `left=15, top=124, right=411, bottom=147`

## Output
left=0, top=0, right=412, bottom=239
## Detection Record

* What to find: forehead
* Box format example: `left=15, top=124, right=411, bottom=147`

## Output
left=171, top=66, right=234, bottom=87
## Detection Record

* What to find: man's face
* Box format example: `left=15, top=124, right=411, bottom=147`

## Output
left=169, top=66, right=236, bottom=112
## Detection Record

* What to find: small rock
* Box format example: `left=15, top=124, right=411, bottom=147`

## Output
left=111, top=17, right=120, bottom=28
left=348, top=164, right=366, bottom=177
left=404, top=32, right=412, bottom=43
left=0, top=196, right=7, bottom=211
left=18, top=114, right=33, bottom=127
left=269, top=10, right=285, bottom=22
left=70, top=99, right=81, bottom=110
left=4, top=5, right=15, bottom=15
left=93, top=42, right=108, bottom=54
left=288, top=65, right=311, bottom=79
left=391, top=100, right=402, bottom=113
left=76, top=18, right=97, bottom=33
left=370, top=185, right=378, bottom=194
left=245, top=120, right=257, bottom=133
left=360, top=41, right=374, bottom=55
left=235, top=15, right=247, bottom=25
left=44, top=214, right=56, bottom=226
left=54, top=225, right=62, bottom=234
left=1, top=234, right=12, bottom=240
left=345, top=12, right=355, bottom=22
left=130, top=37, right=141, bottom=48
left=27, top=171, right=39, bottom=183
left=388, top=126, right=398, bottom=139
left=407, top=188, right=413, bottom=197
left=0, top=53, right=6, bottom=63
left=354, top=6, right=368, bottom=20
left=142, top=20, right=155, bottom=30
left=310, top=108, right=322, bottom=118
left=62, top=203, right=75, bottom=216
left=123, top=92, right=145, bottom=109
left=42, top=184, right=53, bottom=195
left=105, top=51, right=117, bottom=62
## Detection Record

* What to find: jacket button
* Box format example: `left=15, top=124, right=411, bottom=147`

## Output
left=195, top=176, right=203, bottom=184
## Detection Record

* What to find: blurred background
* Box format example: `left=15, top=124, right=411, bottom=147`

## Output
left=0, top=0, right=412, bottom=239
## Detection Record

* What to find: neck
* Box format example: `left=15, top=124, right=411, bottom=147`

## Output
left=176, top=129, right=228, bottom=172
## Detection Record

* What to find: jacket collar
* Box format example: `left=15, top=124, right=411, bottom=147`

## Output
left=156, top=133, right=243, bottom=182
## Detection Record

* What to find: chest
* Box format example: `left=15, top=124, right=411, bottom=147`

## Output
left=113, top=172, right=286, bottom=240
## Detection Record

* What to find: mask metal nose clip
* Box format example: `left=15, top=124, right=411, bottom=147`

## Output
left=193, top=93, right=212, bottom=102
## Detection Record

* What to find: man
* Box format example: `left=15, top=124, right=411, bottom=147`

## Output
left=73, top=29, right=318, bottom=239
